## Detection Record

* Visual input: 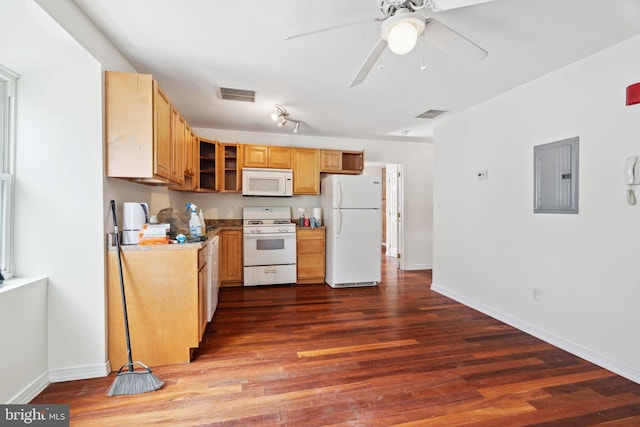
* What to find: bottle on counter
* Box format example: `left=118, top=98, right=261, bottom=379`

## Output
left=198, top=209, right=206, bottom=234
left=186, top=203, right=202, bottom=237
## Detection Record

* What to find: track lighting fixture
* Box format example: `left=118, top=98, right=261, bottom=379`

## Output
left=271, top=104, right=301, bottom=134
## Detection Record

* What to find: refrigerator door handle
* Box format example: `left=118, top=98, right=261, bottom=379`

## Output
left=337, top=209, right=342, bottom=238
left=337, top=181, right=342, bottom=208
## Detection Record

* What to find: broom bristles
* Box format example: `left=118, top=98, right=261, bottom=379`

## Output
left=107, top=362, right=164, bottom=396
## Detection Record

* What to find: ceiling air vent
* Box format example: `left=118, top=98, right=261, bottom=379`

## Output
left=416, top=109, right=447, bottom=119
left=218, top=87, right=256, bottom=102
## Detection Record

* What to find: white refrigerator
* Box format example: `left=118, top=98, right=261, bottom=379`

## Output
left=320, top=174, right=382, bottom=288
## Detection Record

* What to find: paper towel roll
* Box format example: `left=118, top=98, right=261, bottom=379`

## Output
left=312, top=208, right=322, bottom=225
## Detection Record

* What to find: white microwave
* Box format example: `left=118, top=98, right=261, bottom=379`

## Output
left=242, top=168, right=293, bottom=197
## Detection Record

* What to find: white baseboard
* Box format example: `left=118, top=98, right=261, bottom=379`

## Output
left=48, top=361, right=111, bottom=383
left=9, top=362, right=112, bottom=403
left=431, top=283, right=640, bottom=385
left=8, top=372, right=50, bottom=404
left=403, top=264, right=432, bottom=271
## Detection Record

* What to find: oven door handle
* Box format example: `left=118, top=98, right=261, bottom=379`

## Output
left=243, top=233, right=295, bottom=239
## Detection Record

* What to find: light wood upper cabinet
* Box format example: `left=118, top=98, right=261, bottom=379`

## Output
left=292, top=148, right=320, bottom=195
left=197, top=138, right=217, bottom=192
left=320, top=150, right=342, bottom=172
left=243, top=145, right=268, bottom=167
left=184, top=125, right=196, bottom=177
left=218, top=142, right=242, bottom=192
left=153, top=82, right=172, bottom=181
left=320, top=149, right=364, bottom=174
left=243, top=145, right=292, bottom=169
left=170, top=106, right=185, bottom=184
left=106, top=71, right=185, bottom=185
left=269, top=146, right=292, bottom=169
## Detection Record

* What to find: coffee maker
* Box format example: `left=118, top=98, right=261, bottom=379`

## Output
left=122, top=202, right=149, bottom=244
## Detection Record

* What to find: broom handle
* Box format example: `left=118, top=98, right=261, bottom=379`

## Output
left=110, top=200, right=134, bottom=372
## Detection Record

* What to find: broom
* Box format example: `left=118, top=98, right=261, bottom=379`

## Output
left=108, top=200, right=164, bottom=396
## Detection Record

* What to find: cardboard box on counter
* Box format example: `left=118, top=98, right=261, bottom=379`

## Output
left=138, top=223, right=170, bottom=245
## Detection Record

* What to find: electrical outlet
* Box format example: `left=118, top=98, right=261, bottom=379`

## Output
left=477, top=170, right=488, bottom=180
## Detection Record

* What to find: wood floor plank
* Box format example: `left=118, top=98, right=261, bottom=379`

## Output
left=297, top=339, right=418, bottom=358
left=29, top=255, right=640, bottom=426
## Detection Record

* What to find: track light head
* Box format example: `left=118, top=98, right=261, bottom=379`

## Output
left=271, top=104, right=301, bottom=133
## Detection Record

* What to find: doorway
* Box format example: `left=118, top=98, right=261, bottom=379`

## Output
left=364, top=162, right=404, bottom=270
left=384, top=163, right=402, bottom=269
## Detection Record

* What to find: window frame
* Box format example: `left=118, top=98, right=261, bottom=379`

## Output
left=0, top=64, right=18, bottom=279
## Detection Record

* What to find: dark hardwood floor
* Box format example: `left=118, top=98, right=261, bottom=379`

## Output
left=32, top=257, right=640, bottom=426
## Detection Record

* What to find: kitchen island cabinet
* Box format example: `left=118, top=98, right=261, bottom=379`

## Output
left=107, top=244, right=207, bottom=368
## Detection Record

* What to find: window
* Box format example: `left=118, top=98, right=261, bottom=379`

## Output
left=0, top=65, right=18, bottom=278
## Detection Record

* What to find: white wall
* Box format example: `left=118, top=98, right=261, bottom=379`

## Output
left=14, top=64, right=109, bottom=381
left=432, top=34, right=640, bottom=382
left=185, top=128, right=434, bottom=270
left=0, top=0, right=124, bottom=403
left=0, top=278, right=47, bottom=403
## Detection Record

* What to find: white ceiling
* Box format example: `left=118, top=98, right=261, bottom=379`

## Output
left=11, top=0, right=640, bottom=142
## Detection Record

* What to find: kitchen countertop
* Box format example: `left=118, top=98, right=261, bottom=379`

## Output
left=107, top=220, right=241, bottom=252
left=107, top=220, right=325, bottom=251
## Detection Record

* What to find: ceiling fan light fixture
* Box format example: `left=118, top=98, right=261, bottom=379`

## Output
left=387, top=21, right=418, bottom=54
left=381, top=11, right=426, bottom=55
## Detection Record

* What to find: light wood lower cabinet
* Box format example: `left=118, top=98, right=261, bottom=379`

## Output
left=107, top=246, right=207, bottom=368
left=220, top=229, right=243, bottom=286
left=296, top=227, right=325, bottom=284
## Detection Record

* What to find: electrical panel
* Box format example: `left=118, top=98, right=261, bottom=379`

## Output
left=534, top=137, right=579, bottom=214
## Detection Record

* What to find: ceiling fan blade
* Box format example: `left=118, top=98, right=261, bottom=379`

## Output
left=423, top=18, right=487, bottom=65
left=283, top=17, right=383, bottom=41
left=426, top=0, right=496, bottom=12
left=349, top=38, right=388, bottom=88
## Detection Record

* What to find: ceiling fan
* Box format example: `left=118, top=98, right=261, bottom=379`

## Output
left=284, top=0, right=492, bottom=87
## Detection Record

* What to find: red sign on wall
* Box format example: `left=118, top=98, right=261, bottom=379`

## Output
left=626, top=82, right=640, bottom=106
